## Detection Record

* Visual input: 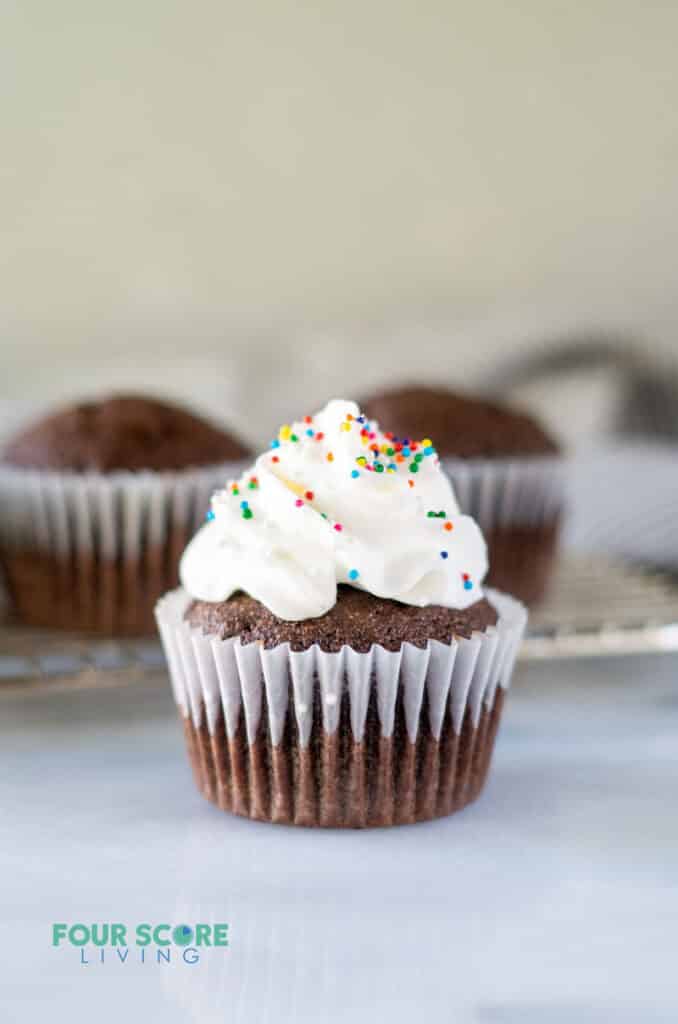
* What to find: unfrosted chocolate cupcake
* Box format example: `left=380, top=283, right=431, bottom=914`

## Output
left=361, top=386, right=558, bottom=459
left=361, top=386, right=564, bottom=605
left=0, top=394, right=250, bottom=634
left=4, top=394, right=248, bottom=472
left=156, top=399, right=528, bottom=828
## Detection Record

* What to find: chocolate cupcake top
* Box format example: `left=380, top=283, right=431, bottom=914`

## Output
left=361, top=386, right=558, bottom=458
left=180, top=399, right=489, bottom=622
left=185, top=586, right=497, bottom=652
left=3, top=394, right=250, bottom=472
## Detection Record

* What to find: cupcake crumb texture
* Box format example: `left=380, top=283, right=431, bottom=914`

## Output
left=185, top=586, right=498, bottom=653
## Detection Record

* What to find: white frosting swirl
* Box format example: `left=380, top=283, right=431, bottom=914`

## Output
left=180, top=400, right=488, bottom=620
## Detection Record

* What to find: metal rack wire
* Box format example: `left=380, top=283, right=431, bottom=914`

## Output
left=1, top=555, right=677, bottom=692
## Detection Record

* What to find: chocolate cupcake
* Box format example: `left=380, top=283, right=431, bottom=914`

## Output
left=361, top=386, right=564, bottom=605
left=0, top=395, right=250, bottom=634
left=156, top=400, right=527, bottom=828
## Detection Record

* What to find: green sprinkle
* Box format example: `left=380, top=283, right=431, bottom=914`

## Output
left=409, top=462, right=419, bottom=473
left=242, top=508, right=253, bottom=520
left=375, top=463, right=384, bottom=473
left=290, top=433, right=299, bottom=442
left=415, top=452, right=424, bottom=462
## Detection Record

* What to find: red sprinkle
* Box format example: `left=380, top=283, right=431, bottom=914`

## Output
left=271, top=456, right=279, bottom=463
left=315, top=431, right=324, bottom=441
left=305, top=490, right=314, bottom=501
left=303, top=415, right=312, bottom=423
left=334, top=523, right=343, bottom=532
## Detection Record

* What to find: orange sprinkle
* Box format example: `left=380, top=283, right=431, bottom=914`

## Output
left=326, top=452, right=334, bottom=462
left=444, top=522, right=453, bottom=531
left=408, top=479, right=414, bottom=488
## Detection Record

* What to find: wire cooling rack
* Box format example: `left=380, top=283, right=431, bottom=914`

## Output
left=521, top=556, right=678, bottom=659
left=1, top=555, right=677, bottom=692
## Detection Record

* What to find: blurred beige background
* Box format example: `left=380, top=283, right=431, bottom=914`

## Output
left=2, top=1, right=678, bottom=443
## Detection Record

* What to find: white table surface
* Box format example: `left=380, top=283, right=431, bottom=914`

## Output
left=3, top=654, right=677, bottom=1023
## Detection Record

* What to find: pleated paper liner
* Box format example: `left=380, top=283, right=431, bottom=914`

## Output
left=156, top=587, right=527, bottom=828
left=442, top=454, right=566, bottom=605
left=0, top=461, right=247, bottom=635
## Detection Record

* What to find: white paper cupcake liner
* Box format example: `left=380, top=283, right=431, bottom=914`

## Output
left=155, top=587, right=527, bottom=827
left=0, top=460, right=247, bottom=633
left=441, top=454, right=566, bottom=605
left=442, top=454, right=565, bottom=531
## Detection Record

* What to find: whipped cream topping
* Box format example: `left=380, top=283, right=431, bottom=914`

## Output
left=180, top=400, right=489, bottom=621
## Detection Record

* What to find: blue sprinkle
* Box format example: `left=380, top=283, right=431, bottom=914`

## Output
left=424, top=446, right=434, bottom=455
left=306, top=428, right=314, bottom=437
left=270, top=439, right=280, bottom=449
left=348, top=569, right=360, bottom=581
left=240, top=500, right=249, bottom=509
left=351, top=469, right=360, bottom=478
left=402, top=446, right=411, bottom=457
left=387, top=462, right=396, bottom=471
left=357, top=415, right=365, bottom=423
left=463, top=579, right=473, bottom=590
left=440, top=550, right=448, bottom=559
left=206, top=509, right=215, bottom=521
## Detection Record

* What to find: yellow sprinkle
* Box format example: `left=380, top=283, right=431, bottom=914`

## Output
left=421, top=438, right=432, bottom=448
left=361, top=435, right=369, bottom=445
left=356, top=456, right=367, bottom=466
left=279, top=424, right=292, bottom=441
left=340, top=422, right=351, bottom=432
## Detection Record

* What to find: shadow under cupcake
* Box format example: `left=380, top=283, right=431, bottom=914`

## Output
left=0, top=394, right=250, bottom=634
left=156, top=399, right=527, bottom=828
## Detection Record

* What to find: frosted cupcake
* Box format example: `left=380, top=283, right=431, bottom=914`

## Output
left=155, top=400, right=527, bottom=827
